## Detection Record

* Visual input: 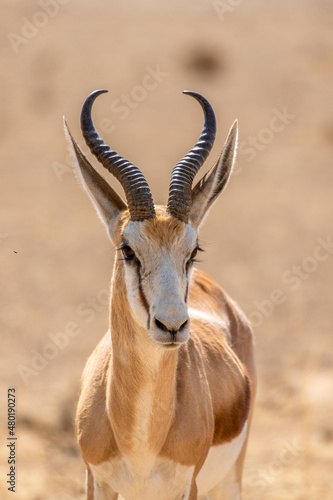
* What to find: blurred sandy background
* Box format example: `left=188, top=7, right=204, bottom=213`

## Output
left=0, top=0, right=332, bottom=498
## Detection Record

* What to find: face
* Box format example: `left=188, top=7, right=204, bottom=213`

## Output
left=117, top=210, right=199, bottom=348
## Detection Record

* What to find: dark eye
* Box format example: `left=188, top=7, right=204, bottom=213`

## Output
left=188, top=246, right=204, bottom=266
left=190, top=248, right=198, bottom=261
left=122, top=245, right=135, bottom=261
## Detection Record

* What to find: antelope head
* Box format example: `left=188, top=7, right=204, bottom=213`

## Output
left=64, top=90, right=238, bottom=349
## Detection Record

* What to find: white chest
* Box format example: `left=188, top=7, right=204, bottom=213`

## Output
left=90, top=422, right=247, bottom=500
left=90, top=455, right=195, bottom=500
left=196, top=422, right=248, bottom=495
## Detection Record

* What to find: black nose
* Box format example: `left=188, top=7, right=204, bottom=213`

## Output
left=154, top=317, right=189, bottom=334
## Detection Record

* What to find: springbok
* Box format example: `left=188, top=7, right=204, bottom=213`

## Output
left=64, top=89, right=256, bottom=500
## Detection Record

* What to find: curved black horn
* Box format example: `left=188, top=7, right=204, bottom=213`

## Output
left=167, top=91, right=216, bottom=223
left=80, top=90, right=155, bottom=221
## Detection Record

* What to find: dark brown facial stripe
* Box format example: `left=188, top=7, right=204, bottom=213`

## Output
left=184, top=260, right=193, bottom=303
left=136, top=264, right=150, bottom=316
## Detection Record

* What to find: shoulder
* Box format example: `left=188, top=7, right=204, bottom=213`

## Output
left=189, top=268, right=255, bottom=367
left=80, top=331, right=112, bottom=393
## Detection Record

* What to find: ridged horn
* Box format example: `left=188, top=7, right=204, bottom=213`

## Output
left=80, top=89, right=155, bottom=221
left=167, top=91, right=216, bottom=223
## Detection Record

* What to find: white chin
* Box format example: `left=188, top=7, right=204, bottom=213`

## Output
left=148, top=330, right=190, bottom=347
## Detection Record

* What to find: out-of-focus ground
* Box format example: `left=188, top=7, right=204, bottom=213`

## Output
left=0, top=0, right=332, bottom=498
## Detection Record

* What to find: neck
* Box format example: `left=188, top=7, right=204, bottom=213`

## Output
left=108, top=264, right=179, bottom=461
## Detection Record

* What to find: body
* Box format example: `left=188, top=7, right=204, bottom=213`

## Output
left=65, top=89, right=256, bottom=499
left=77, top=224, right=255, bottom=499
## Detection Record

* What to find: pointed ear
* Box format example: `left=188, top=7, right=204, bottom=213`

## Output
left=63, top=118, right=127, bottom=243
left=189, top=120, right=238, bottom=229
